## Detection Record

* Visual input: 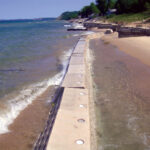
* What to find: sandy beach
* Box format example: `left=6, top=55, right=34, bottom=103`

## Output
left=87, top=30, right=150, bottom=149
left=102, top=33, right=150, bottom=66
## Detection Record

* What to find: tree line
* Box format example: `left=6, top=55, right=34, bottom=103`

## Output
left=97, top=0, right=150, bottom=14
left=60, top=0, right=150, bottom=20
left=59, top=2, right=100, bottom=20
left=60, top=11, right=79, bottom=20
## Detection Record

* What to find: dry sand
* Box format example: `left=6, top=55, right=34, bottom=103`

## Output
left=87, top=30, right=150, bottom=149
left=102, top=32, right=150, bottom=66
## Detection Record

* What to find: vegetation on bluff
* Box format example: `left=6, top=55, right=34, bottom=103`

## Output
left=59, top=11, right=79, bottom=20
left=60, top=0, right=150, bottom=23
left=59, top=2, right=99, bottom=20
left=107, top=10, right=150, bottom=23
left=80, top=3, right=100, bottom=18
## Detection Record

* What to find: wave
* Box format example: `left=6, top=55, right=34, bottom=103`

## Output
left=0, top=48, right=73, bottom=134
left=73, top=31, right=94, bottom=37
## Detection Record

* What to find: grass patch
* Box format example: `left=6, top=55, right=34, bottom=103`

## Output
left=106, top=11, right=150, bottom=23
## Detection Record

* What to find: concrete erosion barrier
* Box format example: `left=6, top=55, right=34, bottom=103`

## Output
left=46, top=37, right=90, bottom=150
left=117, top=27, right=150, bottom=38
left=84, top=22, right=118, bottom=31
left=34, top=37, right=91, bottom=150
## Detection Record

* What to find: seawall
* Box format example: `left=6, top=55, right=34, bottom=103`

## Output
left=46, top=37, right=91, bottom=150
left=33, top=37, right=92, bottom=150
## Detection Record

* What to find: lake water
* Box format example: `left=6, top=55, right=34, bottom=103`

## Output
left=0, top=18, right=81, bottom=134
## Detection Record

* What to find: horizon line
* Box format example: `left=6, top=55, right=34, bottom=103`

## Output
left=0, top=17, right=58, bottom=21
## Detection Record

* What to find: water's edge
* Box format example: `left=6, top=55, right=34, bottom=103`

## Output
left=0, top=47, right=74, bottom=134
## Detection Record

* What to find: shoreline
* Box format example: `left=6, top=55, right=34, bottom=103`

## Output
left=2, top=27, right=150, bottom=149
left=0, top=86, right=55, bottom=150
left=0, top=18, right=79, bottom=136
left=0, top=40, right=77, bottom=150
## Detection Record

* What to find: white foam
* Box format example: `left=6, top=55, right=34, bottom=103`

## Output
left=73, top=31, right=94, bottom=37
left=64, top=24, right=71, bottom=28
left=0, top=48, right=73, bottom=134
left=81, top=31, right=94, bottom=36
left=73, top=34, right=80, bottom=37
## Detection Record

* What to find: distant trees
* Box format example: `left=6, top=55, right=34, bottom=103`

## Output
left=90, top=2, right=100, bottom=16
left=108, top=0, right=116, bottom=9
left=96, top=0, right=117, bottom=15
left=96, top=0, right=150, bottom=15
left=115, top=0, right=150, bottom=13
left=60, top=3, right=99, bottom=20
left=60, top=11, right=79, bottom=20
left=96, top=0, right=108, bottom=15
left=80, top=6, right=92, bottom=18
left=80, top=3, right=100, bottom=18
left=60, top=0, right=150, bottom=20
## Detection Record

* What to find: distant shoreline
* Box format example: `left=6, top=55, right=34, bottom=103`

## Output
left=0, top=17, right=56, bottom=22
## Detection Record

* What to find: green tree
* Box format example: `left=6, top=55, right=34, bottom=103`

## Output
left=108, top=0, right=117, bottom=9
left=80, top=5, right=92, bottom=18
left=138, top=0, right=148, bottom=11
left=96, top=0, right=108, bottom=15
left=80, top=3, right=100, bottom=18
left=90, top=2, right=100, bottom=16
left=115, top=0, right=149, bottom=13
left=60, top=11, right=79, bottom=20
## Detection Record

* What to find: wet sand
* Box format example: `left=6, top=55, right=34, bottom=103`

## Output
left=89, top=34, right=150, bottom=149
left=0, top=86, right=55, bottom=150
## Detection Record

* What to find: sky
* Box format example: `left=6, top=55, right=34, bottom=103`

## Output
left=0, top=0, right=95, bottom=20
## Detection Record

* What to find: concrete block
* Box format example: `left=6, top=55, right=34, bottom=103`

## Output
left=62, top=73, right=85, bottom=88
left=68, top=65, right=85, bottom=74
left=70, top=56, right=84, bottom=65
left=46, top=88, right=90, bottom=150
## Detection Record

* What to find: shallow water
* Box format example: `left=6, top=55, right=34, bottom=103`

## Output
left=0, top=19, right=82, bottom=134
left=90, top=39, right=150, bottom=150
left=0, top=19, right=75, bottom=97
